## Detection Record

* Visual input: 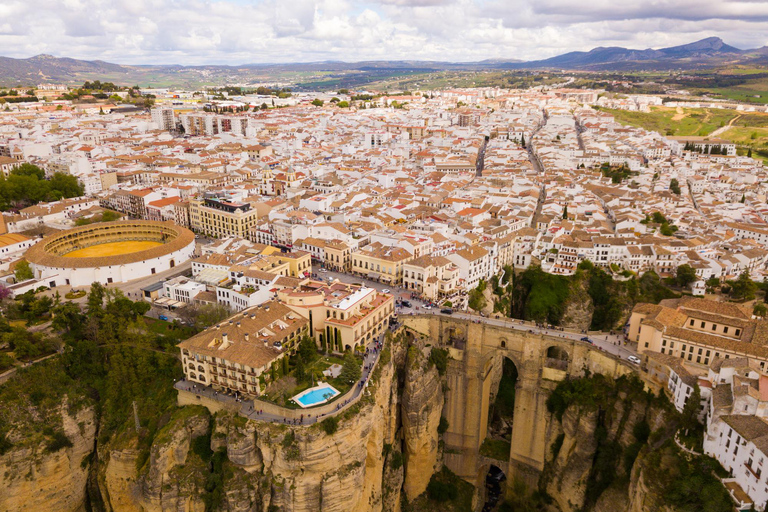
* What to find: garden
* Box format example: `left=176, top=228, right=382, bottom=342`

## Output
left=259, top=336, right=364, bottom=409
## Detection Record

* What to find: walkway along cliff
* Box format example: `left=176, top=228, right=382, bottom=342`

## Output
left=0, top=315, right=711, bottom=512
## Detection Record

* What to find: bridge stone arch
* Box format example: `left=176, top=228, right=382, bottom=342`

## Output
left=400, top=315, right=631, bottom=499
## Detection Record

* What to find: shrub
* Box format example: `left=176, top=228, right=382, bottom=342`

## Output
left=321, top=416, right=339, bottom=435
left=429, top=348, right=448, bottom=376
left=46, top=431, right=73, bottom=452
left=438, top=416, right=449, bottom=435
left=390, top=450, right=403, bottom=470
left=427, top=479, right=458, bottom=502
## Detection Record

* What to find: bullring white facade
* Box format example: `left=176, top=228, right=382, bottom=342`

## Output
left=24, top=221, right=196, bottom=288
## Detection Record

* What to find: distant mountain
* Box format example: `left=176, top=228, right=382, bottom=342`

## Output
left=505, top=37, right=752, bottom=70
left=0, top=37, right=766, bottom=88
left=0, top=54, right=128, bottom=84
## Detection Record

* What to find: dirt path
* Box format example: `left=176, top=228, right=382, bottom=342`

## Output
left=671, top=107, right=687, bottom=121
left=710, top=114, right=742, bottom=138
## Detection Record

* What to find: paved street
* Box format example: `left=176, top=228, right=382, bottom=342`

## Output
left=316, top=266, right=638, bottom=362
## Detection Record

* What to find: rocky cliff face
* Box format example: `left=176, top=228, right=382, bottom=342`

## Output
left=93, top=331, right=446, bottom=512
left=401, top=345, right=444, bottom=501
left=0, top=399, right=97, bottom=512
left=542, top=379, right=678, bottom=512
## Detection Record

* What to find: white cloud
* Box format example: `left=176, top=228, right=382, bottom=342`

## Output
left=0, top=0, right=765, bottom=64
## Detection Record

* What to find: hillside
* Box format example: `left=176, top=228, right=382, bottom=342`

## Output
left=2, top=37, right=768, bottom=87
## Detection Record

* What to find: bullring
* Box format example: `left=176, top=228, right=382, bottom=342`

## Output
left=24, top=220, right=195, bottom=287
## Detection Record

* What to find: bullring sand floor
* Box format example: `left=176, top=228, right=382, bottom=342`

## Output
left=63, top=241, right=163, bottom=258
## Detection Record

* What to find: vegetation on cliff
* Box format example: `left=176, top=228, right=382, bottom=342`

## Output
left=495, top=262, right=679, bottom=330
left=544, top=373, right=732, bottom=512
left=0, top=283, right=188, bottom=461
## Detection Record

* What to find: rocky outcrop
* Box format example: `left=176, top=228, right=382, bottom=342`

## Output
left=546, top=407, right=598, bottom=510
left=560, top=276, right=593, bottom=331
left=97, top=335, right=416, bottom=512
left=542, top=379, right=679, bottom=512
left=0, top=400, right=97, bottom=512
left=401, top=344, right=444, bottom=501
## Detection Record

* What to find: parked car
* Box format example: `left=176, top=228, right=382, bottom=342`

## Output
left=382, top=289, right=391, bottom=294
left=440, top=308, right=453, bottom=315
left=401, top=300, right=412, bottom=308
left=628, top=355, right=641, bottom=365
left=423, top=304, right=432, bottom=310
left=319, top=268, right=328, bottom=273
left=158, top=315, right=169, bottom=321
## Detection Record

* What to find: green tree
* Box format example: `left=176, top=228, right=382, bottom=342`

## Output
left=294, top=356, right=307, bottom=383
left=705, top=276, right=720, bottom=292
left=298, top=335, right=318, bottom=364
left=562, top=205, right=568, bottom=219
left=675, top=264, right=697, bottom=289
left=339, top=351, right=361, bottom=384
left=14, top=259, right=33, bottom=281
left=729, top=272, right=757, bottom=301
left=753, top=302, right=767, bottom=318
left=520, top=134, right=525, bottom=147
left=468, top=287, right=486, bottom=312
left=311, top=99, right=324, bottom=107
left=680, top=383, right=702, bottom=433
left=669, top=178, right=681, bottom=195
left=748, top=147, right=753, bottom=158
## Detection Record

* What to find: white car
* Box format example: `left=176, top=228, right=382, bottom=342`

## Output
left=423, top=304, right=432, bottom=310
left=382, top=289, right=391, bottom=294
left=319, top=268, right=328, bottom=273
left=627, top=355, right=641, bottom=365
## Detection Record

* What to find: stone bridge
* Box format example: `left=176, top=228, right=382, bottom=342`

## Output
left=401, top=315, right=632, bottom=492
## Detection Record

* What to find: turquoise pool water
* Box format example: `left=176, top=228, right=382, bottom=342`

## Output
left=295, top=385, right=339, bottom=407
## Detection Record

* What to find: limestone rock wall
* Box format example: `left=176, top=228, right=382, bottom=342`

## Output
left=401, top=345, right=444, bottom=501
left=0, top=402, right=97, bottom=512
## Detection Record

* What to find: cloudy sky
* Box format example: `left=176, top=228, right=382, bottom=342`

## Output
left=1, top=0, right=767, bottom=65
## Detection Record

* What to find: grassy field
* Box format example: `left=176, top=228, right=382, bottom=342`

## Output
left=721, top=126, right=768, bottom=163
left=599, top=106, right=741, bottom=137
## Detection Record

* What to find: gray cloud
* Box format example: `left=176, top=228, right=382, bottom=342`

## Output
left=0, top=0, right=765, bottom=64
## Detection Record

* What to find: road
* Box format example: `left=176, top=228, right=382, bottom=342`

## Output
left=315, top=267, right=638, bottom=362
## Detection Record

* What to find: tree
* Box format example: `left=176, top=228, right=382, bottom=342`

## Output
left=468, top=287, right=486, bottom=312
left=294, top=356, right=307, bottom=383
left=520, top=134, right=525, bottom=148
left=311, top=99, right=324, bottom=107
left=337, top=101, right=349, bottom=108
left=730, top=272, right=757, bottom=301
left=675, top=264, right=697, bottom=289
left=14, top=259, right=33, bottom=281
left=748, top=147, right=753, bottom=158
left=562, top=205, right=568, bottom=220
left=339, top=351, right=361, bottom=384
left=753, top=302, right=767, bottom=318
left=680, top=383, right=702, bottom=433
left=669, top=178, right=681, bottom=195
left=298, top=335, right=318, bottom=364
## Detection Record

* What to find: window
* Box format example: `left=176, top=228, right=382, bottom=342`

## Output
left=701, top=321, right=705, bottom=328
left=712, top=324, right=717, bottom=331
left=724, top=326, right=729, bottom=334
left=736, top=329, right=741, bottom=336
left=690, top=319, right=695, bottom=326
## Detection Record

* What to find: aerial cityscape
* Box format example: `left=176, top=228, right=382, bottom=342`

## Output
left=2, top=2, right=768, bottom=512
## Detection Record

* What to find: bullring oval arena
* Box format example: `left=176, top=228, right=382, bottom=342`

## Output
left=24, top=220, right=195, bottom=287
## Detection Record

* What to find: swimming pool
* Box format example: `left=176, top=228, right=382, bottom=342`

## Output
left=293, top=383, right=340, bottom=408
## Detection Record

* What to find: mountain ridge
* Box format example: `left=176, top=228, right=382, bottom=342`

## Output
left=1, top=37, right=767, bottom=86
